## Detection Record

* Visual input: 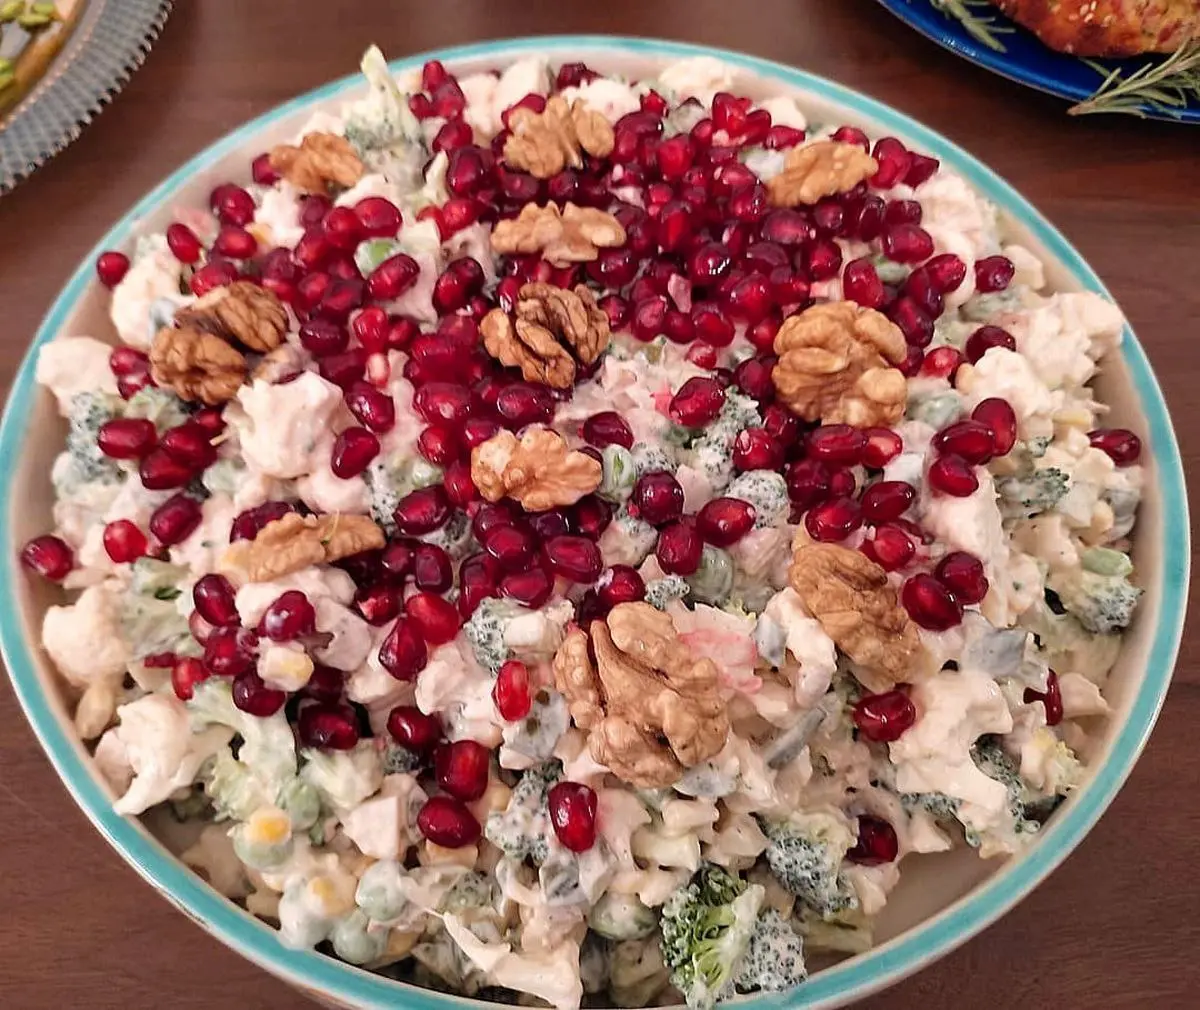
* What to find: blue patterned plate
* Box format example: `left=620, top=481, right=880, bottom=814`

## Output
left=0, top=0, right=173, bottom=195
left=876, top=0, right=1200, bottom=123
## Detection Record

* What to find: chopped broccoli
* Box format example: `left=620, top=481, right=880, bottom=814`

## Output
left=631, top=441, right=677, bottom=477
left=644, top=574, right=691, bottom=611
left=1052, top=568, right=1141, bottom=634
left=588, top=893, right=658, bottom=941
left=898, top=789, right=962, bottom=823
left=190, top=680, right=299, bottom=788
left=484, top=761, right=561, bottom=863
left=62, top=391, right=121, bottom=488
left=966, top=736, right=1041, bottom=846
left=463, top=597, right=522, bottom=673
left=686, top=391, right=763, bottom=494
left=659, top=863, right=765, bottom=1010
left=731, top=908, right=807, bottom=994
left=996, top=467, right=1070, bottom=518
left=906, top=391, right=964, bottom=430
left=439, top=871, right=497, bottom=913
left=758, top=813, right=859, bottom=919
left=343, top=46, right=426, bottom=181
left=203, top=749, right=269, bottom=821
left=382, top=740, right=423, bottom=774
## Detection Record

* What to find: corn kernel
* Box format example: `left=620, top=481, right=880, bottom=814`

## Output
left=421, top=841, right=478, bottom=867
left=260, top=645, right=314, bottom=692
left=245, top=806, right=292, bottom=846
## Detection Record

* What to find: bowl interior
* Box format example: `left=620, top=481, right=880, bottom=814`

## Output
left=0, top=35, right=1188, bottom=1010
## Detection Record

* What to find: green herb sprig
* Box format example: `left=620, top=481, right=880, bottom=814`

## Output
left=1070, top=41, right=1200, bottom=119
left=927, top=0, right=1015, bottom=54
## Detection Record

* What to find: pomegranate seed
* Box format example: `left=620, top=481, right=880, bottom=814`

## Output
left=96, top=418, right=157, bottom=461
left=543, top=535, right=603, bottom=583
left=407, top=592, right=461, bottom=645
left=656, top=520, right=703, bottom=575
left=884, top=199, right=923, bottom=226
left=298, top=194, right=332, bottom=228
left=631, top=295, right=668, bottom=342
left=691, top=302, right=735, bottom=347
left=485, top=525, right=535, bottom=572
left=381, top=540, right=416, bottom=581
left=808, top=425, right=867, bottom=465
left=171, top=657, right=210, bottom=701
left=210, top=184, right=255, bottom=226
left=319, top=349, right=367, bottom=389
left=445, top=145, right=496, bottom=198
left=493, top=660, right=532, bottom=721
left=803, top=238, right=842, bottom=282
left=261, top=590, right=317, bottom=641
left=762, top=403, right=801, bottom=449
left=903, top=268, right=944, bottom=319
left=583, top=411, right=634, bottom=450
left=415, top=382, right=473, bottom=427
left=570, top=495, right=613, bottom=540
left=315, top=277, right=365, bottom=322
left=108, top=346, right=150, bottom=378
left=203, top=625, right=258, bottom=677
left=861, top=481, right=916, bottom=523
left=935, top=551, right=989, bottom=605
left=905, top=152, right=940, bottom=187
left=599, top=293, right=631, bottom=330
left=1024, top=670, right=1064, bottom=727
left=298, top=702, right=360, bottom=750
left=549, top=781, right=598, bottom=852
left=928, top=454, right=979, bottom=497
left=331, top=427, right=380, bottom=479
left=356, top=583, right=403, bottom=626
left=687, top=241, right=733, bottom=285
left=921, top=346, right=964, bottom=380
left=656, top=135, right=696, bottom=180
left=848, top=815, right=900, bottom=865
left=854, top=689, right=917, bottom=741
left=722, top=272, right=772, bottom=323
left=832, top=125, right=870, bottom=151
left=746, top=313, right=782, bottom=355
left=829, top=466, right=857, bottom=498
left=410, top=544, right=451, bottom=593
left=367, top=253, right=420, bottom=301
left=443, top=459, right=479, bottom=507
left=870, top=138, right=913, bottom=189
left=881, top=224, right=934, bottom=264
left=388, top=705, right=442, bottom=751
left=597, top=565, right=646, bottom=608
left=300, top=664, right=344, bottom=703
left=862, top=523, right=915, bottom=571
left=631, top=472, right=684, bottom=526
left=393, top=486, right=452, bottom=535
left=556, top=60, right=599, bottom=89
left=192, top=574, right=239, bottom=627
left=925, top=253, right=968, bottom=294
left=669, top=377, right=725, bottom=427
left=902, top=573, right=964, bottom=630
left=1089, top=428, right=1142, bottom=466
left=229, top=501, right=293, bottom=543
left=378, top=617, right=428, bottom=680
left=19, top=534, right=73, bottom=581
left=96, top=251, right=130, bottom=288
left=842, top=257, right=885, bottom=309
left=760, top=210, right=813, bottom=248
left=697, top=497, right=756, bottom=547
left=861, top=428, right=903, bottom=469
left=732, top=358, right=774, bottom=402
left=148, top=494, right=202, bottom=545
left=765, top=124, right=806, bottom=149
left=418, top=796, right=481, bottom=848
left=457, top=552, right=499, bottom=618
left=528, top=510, right=570, bottom=540
left=472, top=502, right=518, bottom=542
left=969, top=398, right=1017, bottom=457
left=352, top=196, right=402, bottom=238
left=435, top=739, right=492, bottom=800
left=342, top=381, right=395, bottom=434
left=351, top=306, right=390, bottom=354
left=164, top=223, right=203, bottom=264
left=231, top=671, right=286, bottom=717
left=805, top=497, right=862, bottom=542
left=432, top=258, right=485, bottom=315
left=974, top=255, right=1015, bottom=293
left=847, top=194, right=886, bottom=241
left=500, top=566, right=553, bottom=608
left=213, top=225, right=257, bottom=260
left=159, top=422, right=217, bottom=470
left=190, top=261, right=238, bottom=297
left=890, top=297, right=934, bottom=347
left=99, top=519, right=148, bottom=564
left=432, top=117, right=473, bottom=154
left=786, top=458, right=832, bottom=509
left=964, top=324, right=1016, bottom=364
left=496, top=382, right=554, bottom=429
left=418, top=425, right=462, bottom=466
left=733, top=428, right=784, bottom=471
left=933, top=420, right=995, bottom=465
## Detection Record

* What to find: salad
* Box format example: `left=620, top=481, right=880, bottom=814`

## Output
left=20, top=46, right=1145, bottom=1010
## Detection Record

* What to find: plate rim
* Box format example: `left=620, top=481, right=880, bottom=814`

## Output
left=0, top=33, right=1189, bottom=1010
left=0, top=0, right=175, bottom=196
left=873, top=0, right=1200, bottom=124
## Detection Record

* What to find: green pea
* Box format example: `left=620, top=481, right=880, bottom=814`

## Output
left=1081, top=546, right=1133, bottom=578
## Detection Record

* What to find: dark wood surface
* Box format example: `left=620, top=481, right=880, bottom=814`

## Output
left=1, top=2, right=1197, bottom=1007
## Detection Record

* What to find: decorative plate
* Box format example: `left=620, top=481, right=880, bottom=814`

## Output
left=875, top=0, right=1200, bottom=123
left=0, top=0, right=173, bottom=195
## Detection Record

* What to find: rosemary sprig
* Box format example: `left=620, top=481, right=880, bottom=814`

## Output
left=926, top=0, right=1015, bottom=54
left=1069, top=40, right=1200, bottom=118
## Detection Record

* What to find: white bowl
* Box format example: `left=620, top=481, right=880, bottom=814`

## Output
left=0, top=35, right=1188, bottom=1010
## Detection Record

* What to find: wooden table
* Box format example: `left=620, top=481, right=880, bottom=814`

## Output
left=1, top=2, right=1197, bottom=1007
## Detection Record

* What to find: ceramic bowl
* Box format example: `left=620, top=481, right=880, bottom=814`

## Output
left=0, top=35, right=1188, bottom=1010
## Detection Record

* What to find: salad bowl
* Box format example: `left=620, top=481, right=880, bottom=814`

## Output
left=0, top=35, right=1188, bottom=1010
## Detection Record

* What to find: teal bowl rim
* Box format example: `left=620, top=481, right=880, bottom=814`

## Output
left=0, top=34, right=1188, bottom=1010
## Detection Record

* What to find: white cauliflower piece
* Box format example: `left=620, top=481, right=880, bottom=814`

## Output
left=296, top=439, right=372, bottom=515
left=314, top=598, right=374, bottom=673
left=36, top=337, right=119, bottom=413
left=42, top=583, right=130, bottom=690
left=759, top=95, right=807, bottom=130
left=342, top=773, right=427, bottom=860
left=559, top=77, right=642, bottom=122
left=963, top=347, right=1056, bottom=426
left=254, top=182, right=306, bottom=248
left=1002, top=243, right=1045, bottom=291
left=110, top=236, right=186, bottom=348
left=228, top=373, right=344, bottom=479
left=1058, top=672, right=1111, bottom=719
left=657, top=55, right=736, bottom=102
left=234, top=566, right=356, bottom=625
left=490, top=56, right=550, bottom=124
left=762, top=588, right=838, bottom=708
left=460, top=71, right=501, bottom=137
left=914, top=170, right=997, bottom=258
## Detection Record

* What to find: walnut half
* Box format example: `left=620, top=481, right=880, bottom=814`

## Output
left=766, top=141, right=879, bottom=207
left=772, top=301, right=908, bottom=427
left=552, top=603, right=730, bottom=788
left=788, top=542, right=921, bottom=687
left=490, top=202, right=626, bottom=266
left=219, top=512, right=385, bottom=583
left=504, top=96, right=614, bottom=179
left=481, top=282, right=610, bottom=390
left=269, top=132, right=364, bottom=193
left=175, top=281, right=288, bottom=354
left=470, top=427, right=601, bottom=512
left=149, top=326, right=247, bottom=405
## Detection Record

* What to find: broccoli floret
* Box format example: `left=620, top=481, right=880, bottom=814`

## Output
left=588, top=893, right=658, bottom=941
left=203, top=749, right=269, bottom=821
left=898, top=790, right=961, bottom=822
left=725, top=470, right=789, bottom=529
left=644, top=574, right=691, bottom=611
left=365, top=453, right=441, bottom=532
left=659, top=864, right=765, bottom=1010
left=966, top=737, right=1041, bottom=846
left=439, top=871, right=497, bottom=913
left=1052, top=569, right=1141, bottom=634
left=63, top=391, right=121, bottom=487
left=758, top=812, right=858, bottom=918
left=484, top=761, right=561, bottom=863
left=382, top=741, right=423, bottom=774
left=906, top=391, right=964, bottom=430
left=996, top=467, right=1070, bottom=518
left=463, top=597, right=522, bottom=673
left=687, top=392, right=762, bottom=494
left=631, top=441, right=676, bottom=477
left=343, top=46, right=424, bottom=163
left=731, top=908, right=807, bottom=994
